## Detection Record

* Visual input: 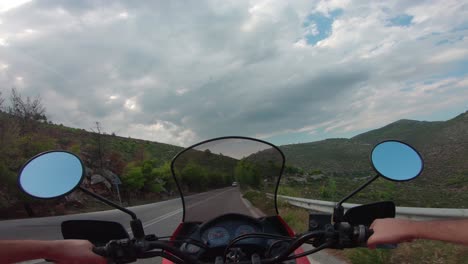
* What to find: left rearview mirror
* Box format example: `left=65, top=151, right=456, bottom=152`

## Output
left=18, top=151, right=84, bottom=199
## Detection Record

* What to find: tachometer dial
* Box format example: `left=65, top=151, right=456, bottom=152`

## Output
left=235, top=225, right=256, bottom=237
left=207, top=227, right=230, bottom=246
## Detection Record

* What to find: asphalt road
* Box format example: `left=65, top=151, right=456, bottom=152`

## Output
left=0, top=187, right=345, bottom=264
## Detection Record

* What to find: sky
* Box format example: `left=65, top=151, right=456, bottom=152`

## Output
left=0, top=0, right=467, bottom=147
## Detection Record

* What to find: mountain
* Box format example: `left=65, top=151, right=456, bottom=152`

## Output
left=281, top=111, right=468, bottom=176
left=279, top=111, right=468, bottom=207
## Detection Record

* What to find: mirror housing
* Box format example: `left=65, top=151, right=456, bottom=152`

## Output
left=371, top=140, right=423, bottom=182
left=333, top=140, right=423, bottom=223
left=18, top=151, right=84, bottom=199
left=62, top=220, right=129, bottom=246
left=343, top=201, right=395, bottom=226
left=18, top=151, right=146, bottom=240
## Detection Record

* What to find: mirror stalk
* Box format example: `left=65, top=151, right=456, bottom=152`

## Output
left=79, top=187, right=137, bottom=220
left=333, top=175, right=379, bottom=223
left=130, top=219, right=146, bottom=240
left=78, top=187, right=146, bottom=240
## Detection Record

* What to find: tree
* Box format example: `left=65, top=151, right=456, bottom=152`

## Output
left=90, top=122, right=105, bottom=169
left=1, top=88, right=49, bottom=216
left=8, top=88, right=47, bottom=135
left=152, top=162, right=175, bottom=193
left=122, top=163, right=145, bottom=191
left=180, top=162, right=207, bottom=192
left=0, top=91, right=4, bottom=110
left=235, top=160, right=261, bottom=189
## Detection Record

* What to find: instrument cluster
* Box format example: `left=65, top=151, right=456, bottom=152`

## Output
left=201, top=221, right=260, bottom=247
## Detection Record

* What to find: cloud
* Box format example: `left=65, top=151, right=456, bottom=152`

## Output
left=0, top=0, right=33, bottom=13
left=0, top=0, right=467, bottom=147
left=427, top=49, right=468, bottom=64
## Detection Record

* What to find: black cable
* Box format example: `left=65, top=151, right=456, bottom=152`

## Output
left=223, top=233, right=293, bottom=263
left=145, top=241, right=199, bottom=264
left=272, top=230, right=327, bottom=262
left=158, top=238, right=208, bottom=249
left=284, top=241, right=332, bottom=260
left=138, top=251, right=162, bottom=258
left=267, top=238, right=316, bottom=257
left=266, top=239, right=291, bottom=257
left=161, top=251, right=186, bottom=264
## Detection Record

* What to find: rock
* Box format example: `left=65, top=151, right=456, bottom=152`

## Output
left=91, top=174, right=111, bottom=189
left=85, top=166, right=93, bottom=177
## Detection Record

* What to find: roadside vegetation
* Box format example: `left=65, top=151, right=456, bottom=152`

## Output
left=243, top=190, right=468, bottom=264
left=0, top=89, right=182, bottom=219
left=244, top=190, right=468, bottom=264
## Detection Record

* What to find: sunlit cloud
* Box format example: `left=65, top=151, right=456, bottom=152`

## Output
left=124, top=98, right=138, bottom=111
left=118, top=11, right=128, bottom=19
left=0, top=38, right=8, bottom=46
left=0, top=0, right=33, bottom=13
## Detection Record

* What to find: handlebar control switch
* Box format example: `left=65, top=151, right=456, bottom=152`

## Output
left=308, top=213, right=332, bottom=231
left=104, top=239, right=138, bottom=264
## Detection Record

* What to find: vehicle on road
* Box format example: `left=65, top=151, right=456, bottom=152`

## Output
left=231, top=182, right=238, bottom=187
left=17, top=136, right=423, bottom=263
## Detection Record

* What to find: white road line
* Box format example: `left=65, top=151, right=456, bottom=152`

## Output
left=142, top=208, right=183, bottom=228
left=137, top=188, right=234, bottom=230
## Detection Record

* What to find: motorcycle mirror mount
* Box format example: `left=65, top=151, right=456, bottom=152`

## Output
left=78, top=187, right=146, bottom=240
left=17, top=151, right=146, bottom=240
left=333, top=140, right=423, bottom=223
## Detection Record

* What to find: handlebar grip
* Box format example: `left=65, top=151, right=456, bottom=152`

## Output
left=367, top=228, right=397, bottom=249
left=93, top=246, right=108, bottom=257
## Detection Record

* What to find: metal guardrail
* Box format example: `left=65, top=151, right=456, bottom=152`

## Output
left=275, top=194, right=468, bottom=220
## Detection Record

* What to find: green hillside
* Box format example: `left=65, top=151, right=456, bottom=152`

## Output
left=278, top=111, right=468, bottom=208
left=0, top=109, right=184, bottom=218
left=1, top=91, right=467, bottom=217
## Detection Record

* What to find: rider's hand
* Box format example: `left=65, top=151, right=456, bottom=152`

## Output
left=47, top=239, right=107, bottom=264
left=367, top=218, right=415, bottom=249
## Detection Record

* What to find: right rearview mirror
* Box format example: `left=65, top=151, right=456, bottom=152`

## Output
left=371, top=140, right=423, bottom=182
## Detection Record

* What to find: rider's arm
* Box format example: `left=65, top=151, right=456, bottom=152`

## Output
left=367, top=218, right=468, bottom=248
left=0, top=239, right=106, bottom=264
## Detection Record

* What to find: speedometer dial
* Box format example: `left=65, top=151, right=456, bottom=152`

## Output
left=207, top=227, right=230, bottom=246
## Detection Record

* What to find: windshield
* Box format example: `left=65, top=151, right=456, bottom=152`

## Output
left=171, top=137, right=284, bottom=222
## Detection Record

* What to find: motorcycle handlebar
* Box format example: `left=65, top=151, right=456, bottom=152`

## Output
left=93, top=224, right=377, bottom=264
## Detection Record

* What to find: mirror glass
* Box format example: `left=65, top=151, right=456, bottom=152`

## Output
left=19, top=151, right=84, bottom=199
left=371, top=140, right=423, bottom=181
